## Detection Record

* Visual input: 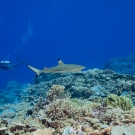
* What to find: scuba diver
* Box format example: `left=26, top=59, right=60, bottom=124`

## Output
left=0, top=56, right=28, bottom=70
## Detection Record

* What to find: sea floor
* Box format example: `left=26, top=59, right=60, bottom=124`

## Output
left=0, top=69, right=135, bottom=135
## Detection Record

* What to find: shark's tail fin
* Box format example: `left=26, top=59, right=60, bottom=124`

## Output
left=27, top=64, right=41, bottom=75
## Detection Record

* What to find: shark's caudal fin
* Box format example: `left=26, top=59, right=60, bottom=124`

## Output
left=27, top=64, right=41, bottom=75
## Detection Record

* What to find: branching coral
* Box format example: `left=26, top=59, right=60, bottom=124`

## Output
left=104, top=94, right=133, bottom=111
left=62, top=125, right=112, bottom=135
left=29, top=85, right=71, bottom=118
left=46, top=85, right=65, bottom=102
left=45, top=98, right=97, bottom=121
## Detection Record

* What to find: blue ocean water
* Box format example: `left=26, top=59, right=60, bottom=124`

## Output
left=0, top=0, right=135, bottom=89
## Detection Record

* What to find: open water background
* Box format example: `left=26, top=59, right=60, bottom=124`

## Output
left=0, top=0, right=135, bottom=89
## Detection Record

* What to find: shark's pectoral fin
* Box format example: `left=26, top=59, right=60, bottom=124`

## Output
left=60, top=73, right=67, bottom=75
left=51, top=71, right=55, bottom=74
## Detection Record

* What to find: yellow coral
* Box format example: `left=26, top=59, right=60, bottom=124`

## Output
left=104, top=94, right=133, bottom=111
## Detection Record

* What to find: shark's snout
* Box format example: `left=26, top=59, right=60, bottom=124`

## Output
left=79, top=65, right=86, bottom=70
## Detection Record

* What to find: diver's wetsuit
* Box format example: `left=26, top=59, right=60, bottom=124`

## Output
left=0, top=60, right=28, bottom=70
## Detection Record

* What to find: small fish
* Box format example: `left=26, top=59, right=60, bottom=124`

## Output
left=108, top=97, right=115, bottom=102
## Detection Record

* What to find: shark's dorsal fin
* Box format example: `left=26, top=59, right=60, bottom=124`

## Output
left=44, top=67, right=47, bottom=70
left=58, top=59, right=64, bottom=65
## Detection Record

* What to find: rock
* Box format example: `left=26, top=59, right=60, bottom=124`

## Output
left=111, top=124, right=135, bottom=135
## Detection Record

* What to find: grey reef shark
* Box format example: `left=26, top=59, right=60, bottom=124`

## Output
left=27, top=59, right=86, bottom=76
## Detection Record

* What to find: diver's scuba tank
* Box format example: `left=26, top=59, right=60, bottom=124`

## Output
left=0, top=61, right=11, bottom=64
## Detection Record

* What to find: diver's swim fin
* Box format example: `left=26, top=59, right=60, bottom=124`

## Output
left=15, top=55, right=23, bottom=63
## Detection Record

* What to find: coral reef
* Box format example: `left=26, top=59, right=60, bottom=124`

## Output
left=46, top=85, right=66, bottom=102
left=0, top=69, right=135, bottom=134
left=104, top=94, right=133, bottom=111
left=33, top=128, right=52, bottom=135
left=1, top=69, right=135, bottom=105
left=6, top=81, right=21, bottom=90
left=0, top=84, right=135, bottom=134
left=0, top=81, right=28, bottom=105
left=20, top=69, right=135, bottom=105
left=103, top=53, right=135, bottom=75
left=33, top=73, right=61, bottom=84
